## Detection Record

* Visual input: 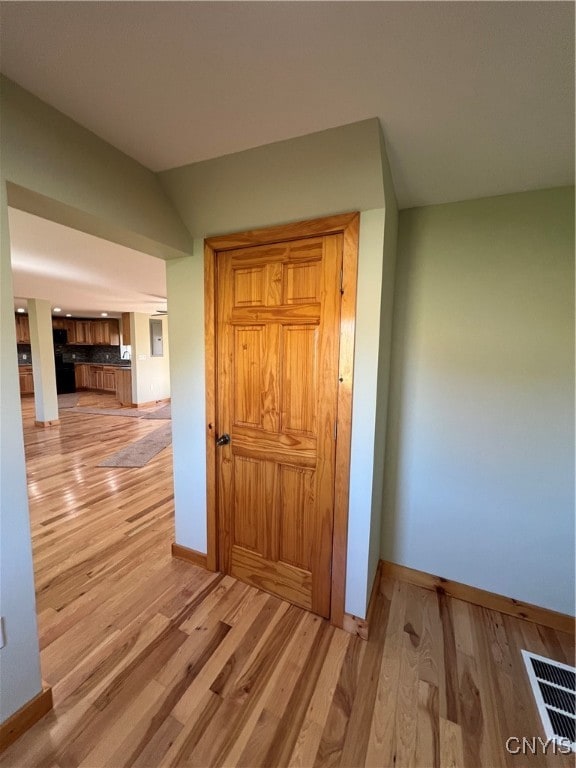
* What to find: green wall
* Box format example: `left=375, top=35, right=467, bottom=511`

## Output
left=1, top=76, right=193, bottom=259
left=0, top=178, right=43, bottom=722
left=159, top=119, right=385, bottom=237
left=0, top=76, right=193, bottom=722
left=163, top=120, right=397, bottom=620
left=383, top=187, right=575, bottom=615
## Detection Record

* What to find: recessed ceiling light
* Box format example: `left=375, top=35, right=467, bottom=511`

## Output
left=53, top=307, right=62, bottom=313
left=17, top=307, right=25, bottom=313
left=65, top=313, right=72, bottom=317
left=101, top=312, right=108, bottom=317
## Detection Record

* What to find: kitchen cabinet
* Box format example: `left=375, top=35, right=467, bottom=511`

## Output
left=102, top=367, right=116, bottom=391
left=15, top=314, right=30, bottom=343
left=19, top=365, right=34, bottom=395
left=78, top=363, right=119, bottom=392
left=74, top=320, right=93, bottom=345
left=121, top=313, right=131, bottom=345
left=115, top=368, right=133, bottom=405
left=16, top=314, right=121, bottom=347
left=92, top=320, right=120, bottom=346
left=75, top=364, right=89, bottom=389
left=89, top=365, right=104, bottom=390
left=69, top=319, right=119, bottom=346
left=64, top=319, right=77, bottom=343
left=53, top=317, right=77, bottom=343
left=91, top=323, right=106, bottom=345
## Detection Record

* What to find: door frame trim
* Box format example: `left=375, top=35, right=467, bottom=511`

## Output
left=204, top=212, right=359, bottom=627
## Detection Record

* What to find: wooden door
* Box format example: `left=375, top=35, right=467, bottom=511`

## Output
left=216, top=234, right=343, bottom=617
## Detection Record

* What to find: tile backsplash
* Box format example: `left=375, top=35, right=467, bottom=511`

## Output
left=18, top=344, right=122, bottom=365
left=17, top=344, right=32, bottom=365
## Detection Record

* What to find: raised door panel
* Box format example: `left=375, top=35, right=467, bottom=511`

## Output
left=231, top=455, right=273, bottom=556
left=278, top=465, right=314, bottom=570
left=283, top=260, right=321, bottom=305
left=233, top=267, right=265, bottom=307
left=233, top=327, right=263, bottom=428
left=281, top=325, right=317, bottom=436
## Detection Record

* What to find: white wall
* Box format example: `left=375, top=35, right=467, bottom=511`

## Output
left=382, top=187, right=575, bottom=615
left=28, top=299, right=58, bottom=423
left=0, top=180, right=43, bottom=721
left=344, top=210, right=385, bottom=616
left=167, top=245, right=207, bottom=552
left=365, top=134, right=399, bottom=604
left=131, top=313, right=171, bottom=404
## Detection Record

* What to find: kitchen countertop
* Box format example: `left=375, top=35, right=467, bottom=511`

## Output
left=18, top=361, right=131, bottom=368
left=73, top=362, right=132, bottom=368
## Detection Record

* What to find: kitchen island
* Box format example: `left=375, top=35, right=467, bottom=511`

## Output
left=18, top=362, right=132, bottom=405
left=75, top=363, right=132, bottom=405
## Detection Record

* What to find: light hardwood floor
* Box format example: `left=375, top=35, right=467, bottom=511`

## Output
left=2, top=394, right=574, bottom=767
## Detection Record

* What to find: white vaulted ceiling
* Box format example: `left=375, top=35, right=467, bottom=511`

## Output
left=10, top=209, right=167, bottom=318
left=1, top=2, right=573, bottom=209
left=1, top=2, right=573, bottom=315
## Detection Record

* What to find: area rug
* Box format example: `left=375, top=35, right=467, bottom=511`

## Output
left=66, top=404, right=171, bottom=419
left=67, top=406, right=143, bottom=418
left=98, top=422, right=172, bottom=468
left=58, top=393, right=80, bottom=408
left=141, top=404, right=171, bottom=419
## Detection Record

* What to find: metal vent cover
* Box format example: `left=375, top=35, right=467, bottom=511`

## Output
left=522, top=650, right=576, bottom=751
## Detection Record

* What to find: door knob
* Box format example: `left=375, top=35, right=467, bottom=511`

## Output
left=216, top=433, right=231, bottom=447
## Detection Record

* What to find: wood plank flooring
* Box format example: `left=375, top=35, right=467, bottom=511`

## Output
left=1, top=394, right=574, bottom=767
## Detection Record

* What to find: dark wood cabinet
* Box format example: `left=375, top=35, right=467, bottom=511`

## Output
left=92, top=320, right=120, bottom=346
left=74, top=320, right=93, bottom=345
left=121, top=313, right=131, bottom=345
left=15, top=314, right=120, bottom=347
left=77, top=364, right=120, bottom=393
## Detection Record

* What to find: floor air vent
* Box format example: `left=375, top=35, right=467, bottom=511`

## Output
left=522, top=650, right=576, bottom=751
